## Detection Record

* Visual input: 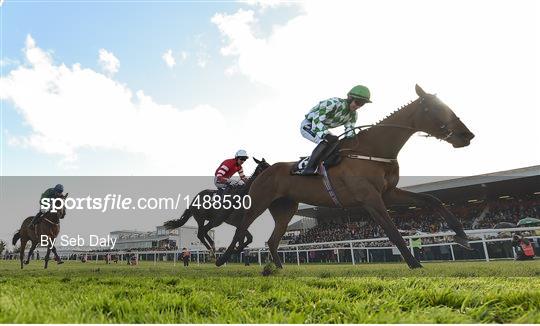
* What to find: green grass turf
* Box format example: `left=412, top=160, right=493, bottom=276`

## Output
left=0, top=260, right=539, bottom=323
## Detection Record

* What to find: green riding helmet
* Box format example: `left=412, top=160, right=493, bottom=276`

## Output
left=347, top=85, right=372, bottom=103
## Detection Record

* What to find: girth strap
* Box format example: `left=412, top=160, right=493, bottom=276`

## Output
left=319, top=163, right=342, bottom=208
left=345, top=154, right=396, bottom=163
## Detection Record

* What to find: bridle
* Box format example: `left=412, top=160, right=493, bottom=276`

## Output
left=336, top=96, right=460, bottom=141
left=335, top=96, right=460, bottom=163
left=417, top=96, right=461, bottom=141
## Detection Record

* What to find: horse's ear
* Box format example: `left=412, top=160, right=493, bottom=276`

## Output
left=64, top=193, right=69, bottom=198
left=253, top=157, right=261, bottom=164
left=415, top=84, right=427, bottom=97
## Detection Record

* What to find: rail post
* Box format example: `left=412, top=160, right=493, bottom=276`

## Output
left=366, top=248, right=369, bottom=263
left=449, top=244, right=455, bottom=261
left=481, top=234, right=490, bottom=262
left=296, top=246, right=300, bottom=265
left=350, top=242, right=355, bottom=265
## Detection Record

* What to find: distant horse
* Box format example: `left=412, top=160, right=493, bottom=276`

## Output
left=12, top=194, right=68, bottom=269
left=163, top=158, right=270, bottom=255
left=217, top=85, right=475, bottom=269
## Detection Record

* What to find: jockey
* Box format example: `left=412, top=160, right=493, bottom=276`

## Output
left=214, top=150, right=249, bottom=191
left=299, top=85, right=372, bottom=175
left=30, top=184, right=64, bottom=227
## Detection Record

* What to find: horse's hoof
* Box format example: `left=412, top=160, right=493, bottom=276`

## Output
left=24, top=261, right=29, bottom=265
left=57, top=261, right=64, bottom=265
left=215, top=257, right=226, bottom=267
left=454, top=236, right=473, bottom=251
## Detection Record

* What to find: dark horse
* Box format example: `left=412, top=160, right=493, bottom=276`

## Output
left=217, top=85, right=475, bottom=269
left=12, top=194, right=68, bottom=269
left=163, top=158, right=270, bottom=255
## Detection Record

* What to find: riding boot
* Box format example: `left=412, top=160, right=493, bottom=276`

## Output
left=300, top=140, right=329, bottom=175
left=30, top=211, right=43, bottom=227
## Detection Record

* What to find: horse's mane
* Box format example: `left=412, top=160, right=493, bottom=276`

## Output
left=357, top=99, right=417, bottom=136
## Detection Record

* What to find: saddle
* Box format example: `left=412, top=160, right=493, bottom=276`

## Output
left=290, top=148, right=342, bottom=175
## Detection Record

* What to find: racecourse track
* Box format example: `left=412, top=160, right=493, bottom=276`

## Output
left=1, top=260, right=539, bottom=323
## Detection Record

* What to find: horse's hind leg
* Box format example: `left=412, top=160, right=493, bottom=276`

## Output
left=267, top=197, right=298, bottom=268
left=364, top=193, right=422, bottom=269
left=19, top=239, right=28, bottom=269
left=25, top=241, right=37, bottom=265
left=383, top=188, right=471, bottom=249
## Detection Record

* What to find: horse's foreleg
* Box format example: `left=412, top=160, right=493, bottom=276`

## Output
left=25, top=241, right=38, bottom=265
left=216, top=209, right=264, bottom=267
left=383, top=188, right=471, bottom=250
left=19, top=239, right=28, bottom=269
left=364, top=194, right=422, bottom=269
left=238, top=231, right=253, bottom=252
left=44, top=247, right=51, bottom=269
left=51, top=246, right=63, bottom=264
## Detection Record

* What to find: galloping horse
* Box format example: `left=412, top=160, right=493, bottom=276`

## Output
left=12, top=194, right=68, bottom=269
left=163, top=158, right=270, bottom=255
left=217, top=85, right=475, bottom=269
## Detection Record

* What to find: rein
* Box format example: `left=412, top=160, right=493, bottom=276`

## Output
left=42, top=217, right=60, bottom=226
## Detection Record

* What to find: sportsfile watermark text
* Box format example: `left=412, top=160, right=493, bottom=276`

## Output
left=41, top=193, right=252, bottom=212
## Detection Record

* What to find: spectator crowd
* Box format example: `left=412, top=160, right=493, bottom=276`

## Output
left=290, top=196, right=540, bottom=245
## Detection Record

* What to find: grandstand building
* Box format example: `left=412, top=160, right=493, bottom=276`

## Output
left=287, top=165, right=540, bottom=243
left=111, top=225, right=214, bottom=251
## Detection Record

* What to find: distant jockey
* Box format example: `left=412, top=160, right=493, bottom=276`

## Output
left=214, top=150, right=249, bottom=191
left=30, top=184, right=64, bottom=227
left=299, top=85, right=372, bottom=175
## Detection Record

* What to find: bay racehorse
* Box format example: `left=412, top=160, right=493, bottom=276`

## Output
left=12, top=194, right=68, bottom=269
left=163, top=158, right=270, bottom=255
left=217, top=85, right=475, bottom=269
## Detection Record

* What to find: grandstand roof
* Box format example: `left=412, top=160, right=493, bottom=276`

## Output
left=401, top=165, right=540, bottom=193
left=296, top=165, right=540, bottom=220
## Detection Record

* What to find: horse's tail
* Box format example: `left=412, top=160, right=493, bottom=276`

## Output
left=12, top=230, right=21, bottom=246
left=163, top=208, right=193, bottom=230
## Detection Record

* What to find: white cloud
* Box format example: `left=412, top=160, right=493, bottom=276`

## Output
left=98, top=48, right=120, bottom=76
left=179, top=51, right=188, bottom=62
left=193, top=35, right=211, bottom=68
left=240, top=0, right=294, bottom=11
left=0, top=57, right=19, bottom=67
left=162, top=49, right=176, bottom=68
left=211, top=1, right=540, bottom=176
left=1, top=35, right=228, bottom=174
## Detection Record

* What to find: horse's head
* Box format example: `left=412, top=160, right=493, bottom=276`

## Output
left=414, top=84, right=475, bottom=148
left=58, top=193, right=68, bottom=219
left=252, top=157, right=270, bottom=176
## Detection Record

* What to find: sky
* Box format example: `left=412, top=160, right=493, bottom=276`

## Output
left=1, top=0, right=539, bottom=247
